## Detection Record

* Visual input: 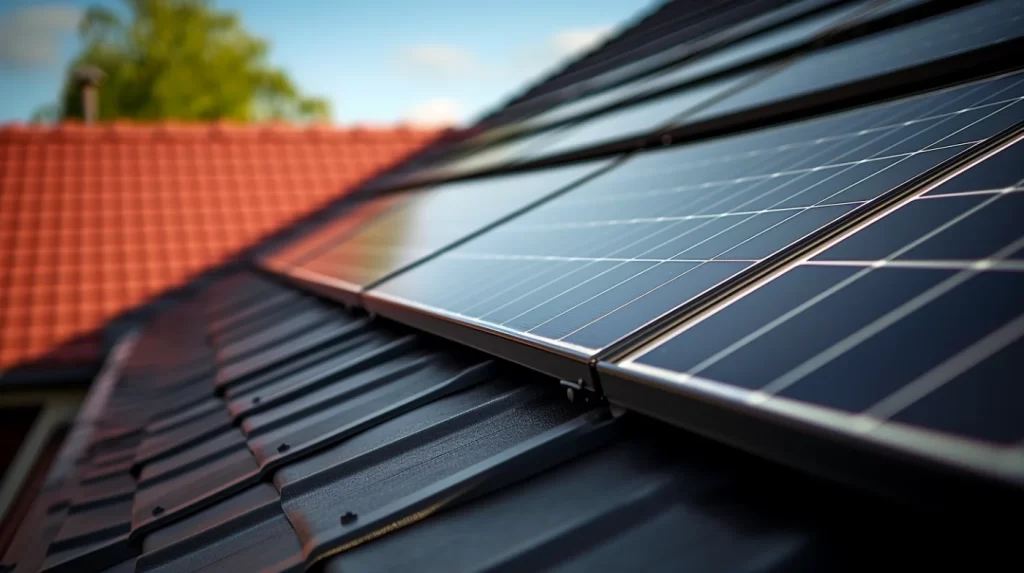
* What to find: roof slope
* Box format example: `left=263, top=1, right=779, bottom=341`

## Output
left=0, top=123, right=442, bottom=372
left=4, top=0, right=1023, bottom=570
left=1, top=271, right=1008, bottom=573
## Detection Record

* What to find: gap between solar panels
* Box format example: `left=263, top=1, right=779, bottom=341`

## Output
left=599, top=127, right=1024, bottom=512
left=526, top=0, right=1024, bottom=173
left=250, top=2, right=1024, bottom=511
left=364, top=69, right=1024, bottom=391
left=458, top=0, right=866, bottom=147
left=258, top=158, right=622, bottom=310
left=598, top=71, right=1024, bottom=365
left=387, top=0, right=1019, bottom=191
left=363, top=0, right=887, bottom=192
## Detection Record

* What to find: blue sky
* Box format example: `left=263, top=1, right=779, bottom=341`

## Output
left=0, top=0, right=653, bottom=125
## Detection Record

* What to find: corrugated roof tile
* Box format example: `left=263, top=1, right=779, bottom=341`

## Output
left=5, top=271, right=1002, bottom=573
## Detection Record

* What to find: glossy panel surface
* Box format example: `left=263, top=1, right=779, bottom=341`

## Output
left=624, top=129, right=1024, bottom=485
left=523, top=0, right=877, bottom=130
left=374, top=72, right=1024, bottom=353
left=687, top=0, right=1024, bottom=124
left=287, top=161, right=606, bottom=290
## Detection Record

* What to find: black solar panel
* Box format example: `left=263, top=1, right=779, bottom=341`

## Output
left=409, top=0, right=1021, bottom=184
left=522, top=71, right=762, bottom=160
left=614, top=132, right=1024, bottom=484
left=271, top=161, right=608, bottom=294
left=518, top=0, right=875, bottom=132
left=492, top=0, right=798, bottom=121
left=370, top=71, right=1024, bottom=355
left=530, top=0, right=1021, bottom=161
left=683, top=0, right=1024, bottom=126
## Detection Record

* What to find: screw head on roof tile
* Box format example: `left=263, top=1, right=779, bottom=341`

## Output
left=252, top=396, right=261, bottom=404
left=341, top=511, right=358, bottom=525
left=152, top=506, right=164, bottom=516
left=277, top=443, right=290, bottom=453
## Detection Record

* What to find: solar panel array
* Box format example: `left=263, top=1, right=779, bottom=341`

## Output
left=618, top=134, right=1024, bottom=479
left=260, top=0, right=1024, bottom=497
left=373, top=71, right=1024, bottom=352
left=484, top=0, right=803, bottom=126
left=400, top=0, right=878, bottom=180
left=519, top=0, right=878, bottom=132
left=684, top=0, right=1024, bottom=126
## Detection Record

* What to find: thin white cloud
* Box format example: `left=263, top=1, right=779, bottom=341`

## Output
left=396, top=44, right=479, bottom=79
left=0, top=5, right=83, bottom=68
left=551, top=26, right=615, bottom=57
left=405, top=97, right=464, bottom=126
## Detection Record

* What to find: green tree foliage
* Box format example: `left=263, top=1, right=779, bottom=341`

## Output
left=54, top=0, right=330, bottom=122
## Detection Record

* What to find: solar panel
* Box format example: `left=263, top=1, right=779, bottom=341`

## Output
left=277, top=161, right=609, bottom=292
left=532, top=0, right=1022, bottom=161
left=520, top=71, right=765, bottom=157
left=410, top=71, right=759, bottom=184
left=478, top=0, right=841, bottom=132
left=369, top=71, right=1024, bottom=359
left=520, top=0, right=880, bottom=131
left=391, top=0, right=948, bottom=185
left=614, top=131, right=1024, bottom=487
left=684, top=0, right=1024, bottom=126
left=500, top=0, right=796, bottom=111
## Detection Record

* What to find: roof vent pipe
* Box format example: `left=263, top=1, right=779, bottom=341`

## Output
left=73, top=66, right=105, bottom=124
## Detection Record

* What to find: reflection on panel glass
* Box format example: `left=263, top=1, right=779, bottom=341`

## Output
left=526, top=71, right=759, bottom=160
left=524, top=0, right=878, bottom=130
left=289, top=161, right=607, bottom=290
left=373, top=70, right=1024, bottom=354
left=261, top=195, right=405, bottom=273
left=686, top=0, right=1024, bottom=125
left=622, top=134, right=1024, bottom=485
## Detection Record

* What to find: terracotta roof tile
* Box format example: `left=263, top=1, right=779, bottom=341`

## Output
left=0, top=122, right=444, bottom=370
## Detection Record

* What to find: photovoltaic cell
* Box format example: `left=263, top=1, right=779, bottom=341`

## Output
left=622, top=131, right=1024, bottom=476
left=282, top=161, right=607, bottom=290
left=372, top=71, right=1024, bottom=355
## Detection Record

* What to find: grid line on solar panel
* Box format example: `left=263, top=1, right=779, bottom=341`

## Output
left=372, top=70, right=1024, bottom=355
left=283, top=161, right=607, bottom=291
left=623, top=133, right=1024, bottom=462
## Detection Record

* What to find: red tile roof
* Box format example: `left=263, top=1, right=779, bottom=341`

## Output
left=0, top=121, right=444, bottom=371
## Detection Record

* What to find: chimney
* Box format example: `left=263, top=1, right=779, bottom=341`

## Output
left=73, top=65, right=105, bottom=123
